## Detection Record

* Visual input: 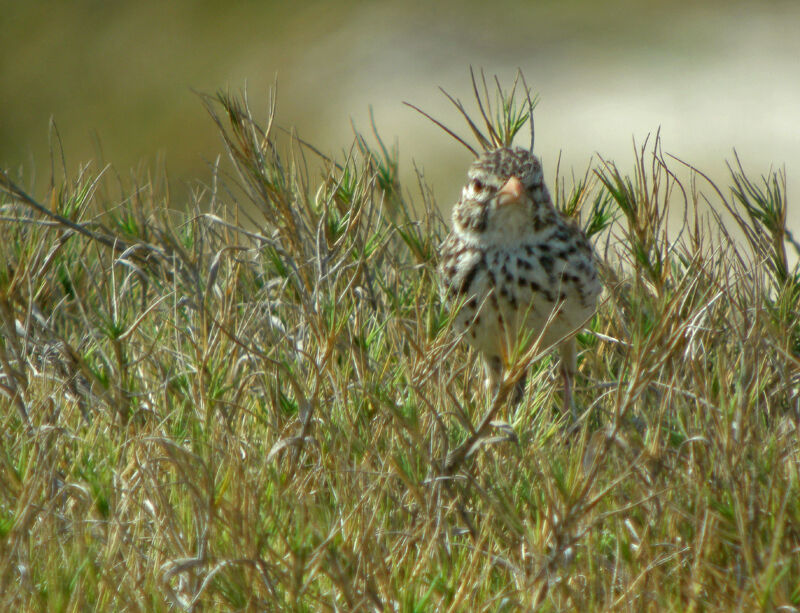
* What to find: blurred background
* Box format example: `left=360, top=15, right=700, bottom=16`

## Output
left=2, top=0, right=797, bottom=229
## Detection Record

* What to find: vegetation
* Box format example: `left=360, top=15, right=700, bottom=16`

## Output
left=0, top=76, right=798, bottom=611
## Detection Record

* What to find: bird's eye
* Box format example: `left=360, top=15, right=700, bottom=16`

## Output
left=471, top=179, right=484, bottom=192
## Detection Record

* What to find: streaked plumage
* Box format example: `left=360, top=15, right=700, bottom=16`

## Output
left=439, top=147, right=601, bottom=417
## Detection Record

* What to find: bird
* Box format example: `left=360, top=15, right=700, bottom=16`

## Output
left=439, top=146, right=601, bottom=420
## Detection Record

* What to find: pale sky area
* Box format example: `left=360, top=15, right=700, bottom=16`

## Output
left=2, top=1, right=797, bottom=238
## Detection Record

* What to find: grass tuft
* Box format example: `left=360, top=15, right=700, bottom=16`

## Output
left=0, top=77, right=798, bottom=611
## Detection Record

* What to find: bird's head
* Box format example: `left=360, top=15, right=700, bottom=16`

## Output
left=452, top=147, right=553, bottom=244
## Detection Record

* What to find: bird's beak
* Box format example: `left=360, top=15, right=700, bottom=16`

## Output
left=496, top=177, right=525, bottom=207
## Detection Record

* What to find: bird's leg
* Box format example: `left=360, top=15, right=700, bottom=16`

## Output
left=511, top=370, right=527, bottom=406
left=480, top=354, right=518, bottom=441
left=558, top=338, right=578, bottom=422
left=484, top=355, right=503, bottom=400
left=485, top=354, right=525, bottom=404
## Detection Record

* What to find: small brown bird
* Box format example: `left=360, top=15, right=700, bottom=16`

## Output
left=439, top=146, right=601, bottom=419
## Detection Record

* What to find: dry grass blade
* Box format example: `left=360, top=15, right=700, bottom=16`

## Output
left=406, top=67, right=537, bottom=155
left=402, top=100, right=479, bottom=156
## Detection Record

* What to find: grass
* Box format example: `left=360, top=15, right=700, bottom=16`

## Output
left=0, top=76, right=799, bottom=612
